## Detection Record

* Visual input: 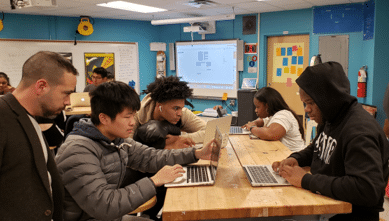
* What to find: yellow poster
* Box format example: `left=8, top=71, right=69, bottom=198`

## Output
left=272, top=43, right=304, bottom=83
left=84, top=53, right=115, bottom=85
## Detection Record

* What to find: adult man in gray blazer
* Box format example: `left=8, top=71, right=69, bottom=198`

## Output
left=0, top=51, right=78, bottom=220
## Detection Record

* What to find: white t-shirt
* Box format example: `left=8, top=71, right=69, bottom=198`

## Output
left=28, top=115, right=52, bottom=195
left=262, top=110, right=305, bottom=152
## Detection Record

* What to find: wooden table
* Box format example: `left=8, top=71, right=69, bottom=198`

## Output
left=162, top=135, right=351, bottom=221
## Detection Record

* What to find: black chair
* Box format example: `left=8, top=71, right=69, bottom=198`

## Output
left=64, top=114, right=87, bottom=138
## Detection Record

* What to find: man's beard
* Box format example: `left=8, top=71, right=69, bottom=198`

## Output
left=41, top=102, right=63, bottom=119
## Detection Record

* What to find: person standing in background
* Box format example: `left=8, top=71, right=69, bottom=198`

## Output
left=0, top=51, right=78, bottom=220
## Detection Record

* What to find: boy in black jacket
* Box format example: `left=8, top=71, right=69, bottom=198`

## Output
left=272, top=61, right=389, bottom=220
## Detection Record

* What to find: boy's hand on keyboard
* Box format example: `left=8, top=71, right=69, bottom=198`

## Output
left=195, top=139, right=215, bottom=160
left=277, top=165, right=306, bottom=188
left=151, top=164, right=185, bottom=187
left=272, top=157, right=299, bottom=173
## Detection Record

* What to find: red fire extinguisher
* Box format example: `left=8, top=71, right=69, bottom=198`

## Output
left=357, top=66, right=367, bottom=98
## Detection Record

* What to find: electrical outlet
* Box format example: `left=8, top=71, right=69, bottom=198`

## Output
left=230, top=99, right=235, bottom=106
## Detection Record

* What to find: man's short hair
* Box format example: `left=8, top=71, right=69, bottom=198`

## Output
left=21, top=51, right=78, bottom=87
left=93, top=67, right=108, bottom=79
left=142, top=76, right=193, bottom=105
left=90, top=81, right=140, bottom=125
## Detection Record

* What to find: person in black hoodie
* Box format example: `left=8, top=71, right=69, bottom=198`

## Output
left=272, top=61, right=389, bottom=220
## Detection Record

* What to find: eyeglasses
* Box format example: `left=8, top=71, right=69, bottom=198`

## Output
left=91, top=75, right=102, bottom=80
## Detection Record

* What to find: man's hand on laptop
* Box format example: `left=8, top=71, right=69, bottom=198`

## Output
left=165, top=135, right=195, bottom=149
left=150, top=164, right=185, bottom=187
left=194, top=139, right=216, bottom=160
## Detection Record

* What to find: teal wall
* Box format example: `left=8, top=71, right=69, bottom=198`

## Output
left=372, top=0, right=389, bottom=125
left=1, top=0, right=387, bottom=125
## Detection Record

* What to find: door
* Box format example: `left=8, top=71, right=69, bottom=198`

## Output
left=267, top=35, right=309, bottom=117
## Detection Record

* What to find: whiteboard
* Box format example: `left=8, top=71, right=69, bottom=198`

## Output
left=0, top=39, right=139, bottom=93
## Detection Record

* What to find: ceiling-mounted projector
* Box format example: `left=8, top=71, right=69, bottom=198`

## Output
left=183, top=21, right=216, bottom=34
left=11, top=0, right=57, bottom=9
left=183, top=25, right=204, bottom=33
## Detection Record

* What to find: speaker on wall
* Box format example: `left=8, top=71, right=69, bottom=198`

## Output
left=237, top=89, right=257, bottom=126
left=242, top=15, right=256, bottom=35
left=169, top=43, right=175, bottom=71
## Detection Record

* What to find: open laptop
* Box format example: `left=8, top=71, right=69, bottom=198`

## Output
left=165, top=126, right=223, bottom=187
left=194, top=115, right=232, bottom=149
left=230, top=126, right=250, bottom=135
left=215, top=107, right=250, bottom=135
left=69, top=92, right=91, bottom=110
left=242, top=165, right=291, bottom=187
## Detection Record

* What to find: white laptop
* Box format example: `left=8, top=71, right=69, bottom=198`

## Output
left=165, top=126, right=223, bottom=187
left=69, top=92, right=91, bottom=110
left=229, top=126, right=250, bottom=135
left=215, top=107, right=250, bottom=135
left=194, top=115, right=232, bottom=149
left=243, top=165, right=291, bottom=187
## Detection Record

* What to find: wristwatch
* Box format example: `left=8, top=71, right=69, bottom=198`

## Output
left=249, top=126, right=256, bottom=132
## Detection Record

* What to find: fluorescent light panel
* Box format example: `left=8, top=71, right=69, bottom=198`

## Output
left=97, top=1, right=167, bottom=13
left=151, top=14, right=235, bottom=25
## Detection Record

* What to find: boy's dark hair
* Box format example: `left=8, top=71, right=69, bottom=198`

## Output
left=90, top=81, right=140, bottom=125
left=142, top=76, right=194, bottom=108
left=255, top=87, right=304, bottom=140
left=93, top=67, right=108, bottom=79
left=107, top=72, right=114, bottom=80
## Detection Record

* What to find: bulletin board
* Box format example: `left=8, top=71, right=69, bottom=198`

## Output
left=0, top=39, right=139, bottom=93
left=272, top=42, right=305, bottom=84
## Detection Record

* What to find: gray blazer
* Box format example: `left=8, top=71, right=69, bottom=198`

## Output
left=0, top=93, right=64, bottom=220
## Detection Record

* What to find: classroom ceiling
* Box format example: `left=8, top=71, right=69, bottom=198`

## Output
left=1, top=0, right=368, bottom=22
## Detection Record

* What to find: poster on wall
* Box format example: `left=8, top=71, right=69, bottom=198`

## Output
left=272, top=43, right=304, bottom=85
left=84, top=53, right=115, bottom=86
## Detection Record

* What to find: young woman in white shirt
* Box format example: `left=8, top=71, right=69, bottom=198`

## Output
left=242, top=87, right=305, bottom=152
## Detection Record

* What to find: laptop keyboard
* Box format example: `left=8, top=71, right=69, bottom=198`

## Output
left=187, top=166, right=209, bottom=183
left=230, top=126, right=243, bottom=134
left=247, top=166, right=278, bottom=184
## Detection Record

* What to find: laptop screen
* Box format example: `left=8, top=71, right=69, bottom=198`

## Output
left=210, top=126, right=222, bottom=177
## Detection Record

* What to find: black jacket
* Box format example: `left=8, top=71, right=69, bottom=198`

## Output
left=292, top=62, right=389, bottom=219
left=0, top=93, right=64, bottom=220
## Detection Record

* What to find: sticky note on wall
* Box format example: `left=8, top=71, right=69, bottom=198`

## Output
left=298, top=68, right=303, bottom=76
left=276, top=48, right=281, bottom=56
left=277, top=68, right=282, bottom=76
left=297, top=47, right=303, bottom=56
left=291, top=66, right=296, bottom=74
left=283, top=58, right=288, bottom=66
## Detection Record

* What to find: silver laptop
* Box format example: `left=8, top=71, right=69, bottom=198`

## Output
left=70, top=92, right=91, bottom=110
left=243, top=165, right=291, bottom=187
left=165, top=126, right=223, bottom=187
left=229, top=126, right=250, bottom=135
left=194, top=115, right=232, bottom=149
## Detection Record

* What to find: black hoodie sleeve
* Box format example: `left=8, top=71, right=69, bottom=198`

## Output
left=289, top=142, right=314, bottom=167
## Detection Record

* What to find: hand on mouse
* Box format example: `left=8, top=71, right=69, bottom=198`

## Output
left=150, top=164, right=185, bottom=187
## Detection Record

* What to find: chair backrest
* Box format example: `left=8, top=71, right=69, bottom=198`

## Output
left=64, top=114, right=87, bottom=138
